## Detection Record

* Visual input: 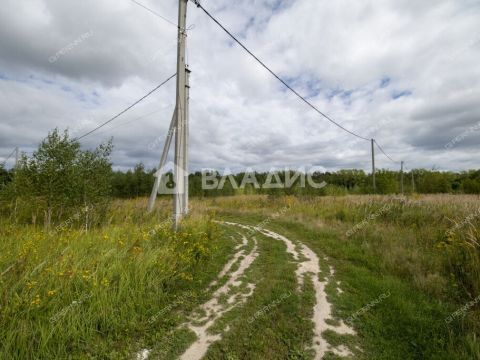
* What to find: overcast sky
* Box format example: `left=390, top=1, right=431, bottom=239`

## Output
left=0, top=0, right=479, bottom=173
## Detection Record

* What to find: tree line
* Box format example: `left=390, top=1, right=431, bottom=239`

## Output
left=108, top=167, right=480, bottom=198
left=1, top=129, right=479, bottom=228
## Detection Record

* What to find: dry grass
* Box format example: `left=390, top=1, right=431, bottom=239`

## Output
left=200, top=194, right=480, bottom=300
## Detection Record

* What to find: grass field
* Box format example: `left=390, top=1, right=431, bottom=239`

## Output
left=1, top=194, right=479, bottom=359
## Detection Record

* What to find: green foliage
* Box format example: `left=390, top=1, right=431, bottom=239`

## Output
left=0, top=164, right=11, bottom=188
left=0, top=129, right=113, bottom=228
left=461, top=171, right=480, bottom=194
left=415, top=170, right=454, bottom=193
left=375, top=170, right=398, bottom=194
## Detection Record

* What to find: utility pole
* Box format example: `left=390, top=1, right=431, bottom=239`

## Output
left=371, top=139, right=376, bottom=194
left=173, top=0, right=189, bottom=230
left=400, top=161, right=404, bottom=195
left=148, top=0, right=190, bottom=232
left=14, top=147, right=19, bottom=169
left=411, top=170, right=415, bottom=193
left=183, top=68, right=190, bottom=215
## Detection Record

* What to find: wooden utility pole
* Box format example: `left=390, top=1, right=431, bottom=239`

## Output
left=371, top=139, right=376, bottom=193
left=400, top=161, right=404, bottom=194
left=148, top=0, right=190, bottom=231
left=411, top=170, right=415, bottom=193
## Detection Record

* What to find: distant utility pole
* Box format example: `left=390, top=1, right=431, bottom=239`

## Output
left=148, top=0, right=190, bottom=231
left=411, top=170, right=415, bottom=193
left=371, top=139, right=376, bottom=194
left=14, top=147, right=19, bottom=169
left=400, top=160, right=404, bottom=195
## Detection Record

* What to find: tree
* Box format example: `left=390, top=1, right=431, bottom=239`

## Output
left=375, top=170, right=397, bottom=194
left=0, top=164, right=11, bottom=188
left=2, top=129, right=113, bottom=228
left=462, top=171, right=480, bottom=194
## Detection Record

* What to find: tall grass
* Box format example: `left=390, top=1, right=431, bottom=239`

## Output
left=1, top=195, right=479, bottom=358
left=207, top=194, right=480, bottom=342
left=0, top=199, right=226, bottom=359
left=207, top=194, right=480, bottom=298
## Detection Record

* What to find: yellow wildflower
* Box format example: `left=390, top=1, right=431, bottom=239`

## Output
left=47, top=290, right=56, bottom=297
left=31, top=295, right=41, bottom=306
left=131, top=246, right=143, bottom=254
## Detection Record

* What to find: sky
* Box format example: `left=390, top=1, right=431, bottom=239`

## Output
left=0, top=0, right=479, bottom=173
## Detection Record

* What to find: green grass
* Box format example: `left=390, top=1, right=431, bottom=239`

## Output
left=202, top=228, right=313, bottom=360
left=0, top=199, right=232, bottom=359
left=210, top=195, right=480, bottom=359
left=1, top=195, right=479, bottom=359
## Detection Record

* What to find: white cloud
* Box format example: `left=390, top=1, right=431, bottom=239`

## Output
left=0, top=0, right=479, bottom=172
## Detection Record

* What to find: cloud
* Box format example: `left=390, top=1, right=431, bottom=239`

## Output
left=0, top=0, right=479, bottom=172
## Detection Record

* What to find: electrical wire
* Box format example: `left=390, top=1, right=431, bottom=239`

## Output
left=191, top=0, right=370, bottom=142
left=374, top=140, right=399, bottom=164
left=0, top=148, right=16, bottom=167
left=130, top=0, right=179, bottom=29
left=192, top=1, right=406, bottom=168
left=93, top=107, right=169, bottom=136
left=73, top=73, right=176, bottom=142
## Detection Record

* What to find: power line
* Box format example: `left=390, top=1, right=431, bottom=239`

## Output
left=129, top=0, right=179, bottom=29
left=374, top=140, right=399, bottom=164
left=192, top=1, right=405, bottom=170
left=93, top=107, right=168, bottom=136
left=0, top=148, right=16, bottom=167
left=191, top=0, right=370, bottom=142
left=74, top=73, right=176, bottom=142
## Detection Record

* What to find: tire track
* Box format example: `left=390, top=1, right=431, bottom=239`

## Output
left=138, top=222, right=356, bottom=359
left=179, top=234, right=258, bottom=360
left=136, top=233, right=257, bottom=360
left=223, top=222, right=356, bottom=359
